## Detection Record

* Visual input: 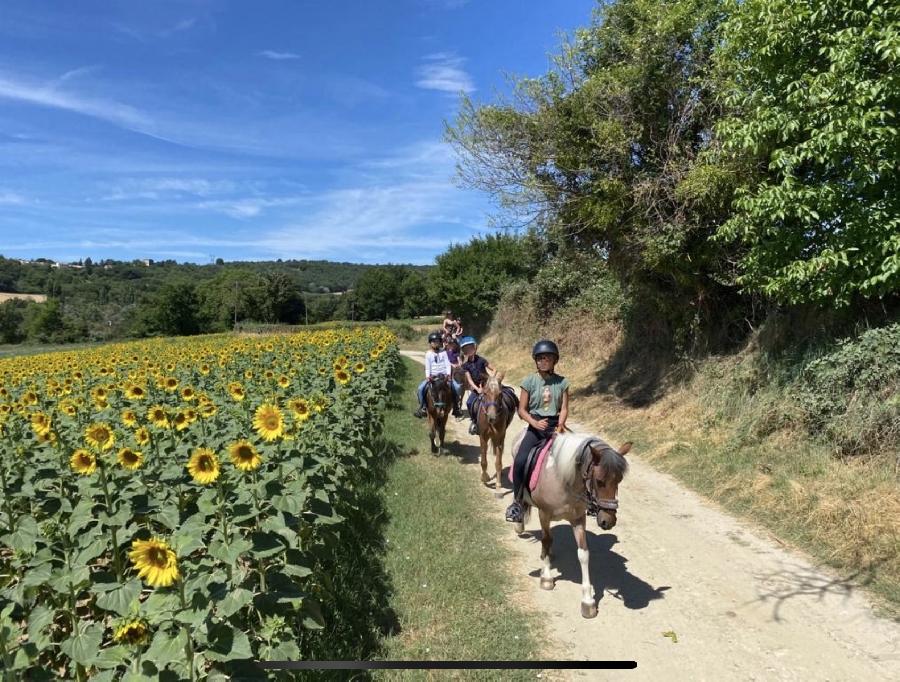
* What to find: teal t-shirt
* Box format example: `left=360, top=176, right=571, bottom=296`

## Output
left=520, top=372, right=569, bottom=417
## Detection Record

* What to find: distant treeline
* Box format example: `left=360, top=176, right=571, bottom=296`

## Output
left=0, top=257, right=436, bottom=343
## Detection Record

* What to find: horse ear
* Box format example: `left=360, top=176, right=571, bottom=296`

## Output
left=618, top=441, right=633, bottom=456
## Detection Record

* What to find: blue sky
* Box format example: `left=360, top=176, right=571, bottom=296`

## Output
left=0, top=0, right=596, bottom=265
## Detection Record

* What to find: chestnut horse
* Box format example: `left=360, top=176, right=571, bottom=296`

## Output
left=425, top=374, right=453, bottom=454
left=510, top=429, right=631, bottom=618
left=476, top=372, right=517, bottom=497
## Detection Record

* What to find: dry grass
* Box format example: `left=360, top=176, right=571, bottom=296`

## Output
left=0, top=292, right=46, bottom=303
left=481, top=306, right=900, bottom=614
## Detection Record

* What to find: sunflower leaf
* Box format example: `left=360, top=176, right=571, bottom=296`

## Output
left=203, top=623, right=252, bottom=662
left=143, top=627, right=188, bottom=667
left=95, top=579, right=142, bottom=616
left=250, top=531, right=286, bottom=559
left=208, top=536, right=251, bottom=565
left=215, top=587, right=254, bottom=618
left=2, top=515, right=39, bottom=554
left=60, top=623, right=104, bottom=665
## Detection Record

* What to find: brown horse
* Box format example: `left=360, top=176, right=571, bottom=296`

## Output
left=476, top=372, right=516, bottom=498
left=425, top=374, right=453, bottom=454
left=510, top=429, right=631, bottom=618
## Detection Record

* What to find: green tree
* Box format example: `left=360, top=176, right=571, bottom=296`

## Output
left=24, top=299, right=66, bottom=343
left=714, top=0, right=899, bottom=304
left=0, top=300, right=27, bottom=343
left=429, top=233, right=536, bottom=325
left=353, top=266, right=408, bottom=320
left=446, top=0, right=735, bottom=318
left=147, top=282, right=204, bottom=336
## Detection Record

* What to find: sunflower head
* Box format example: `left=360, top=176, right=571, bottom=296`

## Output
left=187, top=448, right=220, bottom=484
left=128, top=537, right=180, bottom=587
left=113, top=619, right=151, bottom=646
left=70, top=449, right=96, bottom=475
left=30, top=412, right=52, bottom=436
left=134, top=427, right=151, bottom=446
left=117, top=447, right=143, bottom=470
left=252, top=403, right=284, bottom=442
left=147, top=405, right=169, bottom=428
left=334, top=369, right=351, bottom=385
left=85, top=422, right=116, bottom=451
left=121, top=409, right=138, bottom=428
left=229, top=440, right=262, bottom=472
left=288, top=398, right=310, bottom=422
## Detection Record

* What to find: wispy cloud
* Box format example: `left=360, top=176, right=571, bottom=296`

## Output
left=100, top=178, right=237, bottom=201
left=160, top=18, right=197, bottom=37
left=257, top=50, right=301, bottom=61
left=0, top=191, right=27, bottom=205
left=415, top=53, right=475, bottom=93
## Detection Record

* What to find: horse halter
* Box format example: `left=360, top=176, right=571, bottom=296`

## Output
left=579, top=446, right=620, bottom=514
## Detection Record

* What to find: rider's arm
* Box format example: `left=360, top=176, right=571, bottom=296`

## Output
left=424, top=352, right=433, bottom=379
left=557, top=388, right=569, bottom=432
left=517, top=387, right=533, bottom=425
left=466, top=371, right=479, bottom=392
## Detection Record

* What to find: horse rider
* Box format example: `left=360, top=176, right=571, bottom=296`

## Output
left=445, top=337, right=465, bottom=415
left=505, top=339, right=569, bottom=523
left=414, top=330, right=463, bottom=419
left=459, top=336, right=496, bottom=435
left=442, top=310, right=464, bottom=344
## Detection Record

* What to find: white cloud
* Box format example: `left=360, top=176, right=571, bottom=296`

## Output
left=415, top=53, right=475, bottom=93
left=258, top=50, right=301, bottom=61
left=0, top=191, right=26, bottom=205
left=100, top=178, right=237, bottom=201
left=0, top=73, right=152, bottom=132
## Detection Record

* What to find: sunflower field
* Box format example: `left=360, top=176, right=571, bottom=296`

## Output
left=0, top=327, right=398, bottom=679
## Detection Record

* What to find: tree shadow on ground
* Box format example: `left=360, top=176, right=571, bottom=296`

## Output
left=749, top=559, right=892, bottom=623
left=523, top=527, right=670, bottom=610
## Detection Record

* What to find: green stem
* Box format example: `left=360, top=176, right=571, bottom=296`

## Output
left=178, top=581, right=195, bottom=682
left=98, top=463, right=124, bottom=581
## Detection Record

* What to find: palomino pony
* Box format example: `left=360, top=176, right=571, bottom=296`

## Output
left=425, top=374, right=453, bottom=454
left=475, top=372, right=517, bottom=497
left=510, top=429, right=631, bottom=618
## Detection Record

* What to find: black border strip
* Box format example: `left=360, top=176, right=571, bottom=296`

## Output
left=257, top=661, right=636, bottom=670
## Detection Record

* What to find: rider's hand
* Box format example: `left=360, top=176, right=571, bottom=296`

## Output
left=533, top=417, right=549, bottom=431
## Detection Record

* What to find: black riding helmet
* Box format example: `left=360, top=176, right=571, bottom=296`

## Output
left=428, top=331, right=443, bottom=343
left=532, top=339, right=559, bottom=359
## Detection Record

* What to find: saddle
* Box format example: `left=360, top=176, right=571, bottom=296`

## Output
left=516, top=436, right=555, bottom=500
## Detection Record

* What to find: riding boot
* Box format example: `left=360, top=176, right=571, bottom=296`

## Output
left=414, top=405, right=426, bottom=418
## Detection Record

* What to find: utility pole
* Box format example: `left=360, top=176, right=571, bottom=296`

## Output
left=233, top=281, right=239, bottom=329
left=304, top=291, right=308, bottom=326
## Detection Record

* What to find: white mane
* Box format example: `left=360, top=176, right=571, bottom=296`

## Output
left=551, top=432, right=608, bottom=487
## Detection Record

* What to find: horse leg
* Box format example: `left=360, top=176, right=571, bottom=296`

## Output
left=573, top=517, right=597, bottom=618
left=438, top=417, right=446, bottom=455
left=479, top=434, right=489, bottom=484
left=539, top=509, right=554, bottom=590
left=493, top=436, right=504, bottom=498
left=428, top=415, right=438, bottom=454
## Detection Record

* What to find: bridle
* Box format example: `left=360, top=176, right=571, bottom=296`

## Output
left=578, top=445, right=620, bottom=516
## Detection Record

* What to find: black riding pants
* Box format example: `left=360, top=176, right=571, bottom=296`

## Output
left=513, top=414, right=559, bottom=502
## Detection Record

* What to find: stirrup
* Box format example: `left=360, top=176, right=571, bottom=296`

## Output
left=468, top=422, right=478, bottom=435
left=414, top=407, right=426, bottom=418
left=505, top=501, right=524, bottom=523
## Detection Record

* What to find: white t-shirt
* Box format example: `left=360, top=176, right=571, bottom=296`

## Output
left=425, top=350, right=452, bottom=379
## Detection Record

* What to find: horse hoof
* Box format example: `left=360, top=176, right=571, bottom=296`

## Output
left=481, top=473, right=490, bottom=484
left=540, top=578, right=555, bottom=591
left=514, top=522, right=525, bottom=535
left=581, top=602, right=598, bottom=619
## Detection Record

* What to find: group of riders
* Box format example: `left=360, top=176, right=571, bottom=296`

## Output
left=414, top=310, right=569, bottom=525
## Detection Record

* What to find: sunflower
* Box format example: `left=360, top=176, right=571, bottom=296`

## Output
left=163, top=377, right=179, bottom=393
left=334, top=369, right=351, bottom=385
left=287, top=398, right=310, bottom=422
left=113, top=619, right=150, bottom=646
left=123, top=384, right=145, bottom=401
left=70, top=449, right=97, bottom=475
left=134, top=427, right=151, bottom=446
left=227, top=382, right=245, bottom=402
left=147, top=405, right=169, bottom=429
left=229, top=440, right=262, bottom=472
left=277, top=375, right=290, bottom=388
left=181, top=387, right=196, bottom=402
left=199, top=402, right=217, bottom=419
left=172, top=411, right=190, bottom=431
left=354, top=361, right=366, bottom=374
left=253, top=403, right=284, bottom=442
left=121, top=409, right=138, bottom=428
left=30, top=411, right=52, bottom=436
left=128, top=537, right=180, bottom=587
left=186, top=448, right=220, bottom=484
left=60, top=400, right=77, bottom=417
left=117, top=447, right=143, bottom=470
left=84, top=422, right=116, bottom=451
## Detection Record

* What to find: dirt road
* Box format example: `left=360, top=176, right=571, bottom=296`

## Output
left=402, top=350, right=900, bottom=680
